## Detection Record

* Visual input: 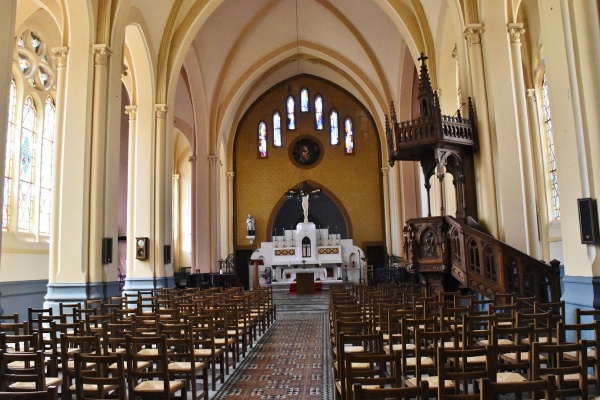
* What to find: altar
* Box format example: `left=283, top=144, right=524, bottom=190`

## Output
left=248, top=184, right=366, bottom=289
left=279, top=267, right=327, bottom=281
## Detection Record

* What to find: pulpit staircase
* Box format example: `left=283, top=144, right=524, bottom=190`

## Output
left=401, top=215, right=561, bottom=302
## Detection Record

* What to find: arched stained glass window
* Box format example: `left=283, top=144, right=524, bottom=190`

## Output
left=18, top=96, right=37, bottom=232
left=542, top=74, right=559, bottom=220
left=300, top=88, right=309, bottom=112
left=273, top=112, right=282, bottom=148
left=258, top=121, right=268, bottom=158
left=3, top=80, right=17, bottom=230
left=286, top=96, right=295, bottom=130
left=330, top=110, right=339, bottom=145
left=315, top=95, right=323, bottom=130
left=344, top=117, right=354, bottom=155
left=39, top=95, right=55, bottom=235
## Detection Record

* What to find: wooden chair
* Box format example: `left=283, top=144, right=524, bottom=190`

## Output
left=399, top=316, right=437, bottom=381
left=0, top=386, right=58, bottom=399
left=558, top=320, right=600, bottom=394
left=404, top=329, right=459, bottom=394
left=0, top=349, right=62, bottom=393
left=479, top=375, right=557, bottom=400
left=531, top=339, right=589, bottom=399
left=125, top=334, right=187, bottom=400
left=334, top=331, right=383, bottom=400
left=73, top=352, right=126, bottom=400
left=204, top=307, right=236, bottom=374
left=188, top=314, right=225, bottom=391
left=0, top=313, right=19, bottom=324
left=60, top=333, right=102, bottom=400
left=352, top=381, right=429, bottom=400
left=436, top=345, right=493, bottom=399
left=343, top=351, right=402, bottom=400
left=160, top=321, right=209, bottom=400
left=490, top=323, right=535, bottom=382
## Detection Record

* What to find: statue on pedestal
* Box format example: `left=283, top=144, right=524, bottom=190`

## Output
left=246, top=214, right=255, bottom=236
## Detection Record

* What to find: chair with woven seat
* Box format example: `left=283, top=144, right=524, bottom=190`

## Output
left=0, top=386, right=58, bottom=399
left=404, top=328, right=459, bottom=395
left=160, top=321, right=209, bottom=400
left=489, top=323, right=535, bottom=383
left=437, top=345, right=493, bottom=399
left=531, top=339, right=589, bottom=399
left=73, top=352, right=126, bottom=400
left=352, top=381, right=429, bottom=400
left=204, top=307, right=236, bottom=374
left=399, top=316, right=437, bottom=381
left=479, top=375, right=557, bottom=400
left=343, top=351, right=402, bottom=400
left=125, top=334, right=187, bottom=400
left=334, top=331, right=384, bottom=400
left=0, top=349, right=62, bottom=394
left=188, top=314, right=225, bottom=391
left=60, top=333, right=102, bottom=400
left=558, top=321, right=600, bottom=394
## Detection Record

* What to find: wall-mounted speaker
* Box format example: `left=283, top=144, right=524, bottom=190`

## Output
left=164, top=245, right=172, bottom=264
left=578, top=198, right=599, bottom=244
left=135, top=237, right=149, bottom=260
left=102, top=237, right=112, bottom=264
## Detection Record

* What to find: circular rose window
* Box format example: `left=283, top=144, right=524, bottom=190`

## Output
left=290, top=136, right=322, bottom=168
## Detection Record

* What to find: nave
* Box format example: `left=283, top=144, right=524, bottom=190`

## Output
left=1, top=283, right=599, bottom=399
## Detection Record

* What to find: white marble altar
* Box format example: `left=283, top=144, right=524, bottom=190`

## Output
left=250, top=222, right=365, bottom=288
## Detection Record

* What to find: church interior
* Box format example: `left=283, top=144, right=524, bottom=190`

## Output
left=0, top=0, right=599, bottom=397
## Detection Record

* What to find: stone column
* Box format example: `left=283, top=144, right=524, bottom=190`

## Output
left=508, top=24, right=540, bottom=258
left=89, top=45, right=111, bottom=282
left=464, top=24, right=499, bottom=236
left=172, top=173, right=180, bottom=271
left=208, top=155, right=219, bottom=272
left=48, top=47, right=68, bottom=285
left=124, top=105, right=137, bottom=280
left=227, top=171, right=235, bottom=254
left=188, top=155, right=197, bottom=272
left=381, top=166, right=391, bottom=251
left=154, top=104, right=168, bottom=284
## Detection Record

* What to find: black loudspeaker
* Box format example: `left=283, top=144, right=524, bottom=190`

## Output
left=164, top=245, right=171, bottom=264
left=102, top=237, right=112, bottom=264
left=135, top=237, right=149, bottom=260
left=578, top=198, right=599, bottom=244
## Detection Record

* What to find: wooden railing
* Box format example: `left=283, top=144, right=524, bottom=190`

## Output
left=403, top=216, right=561, bottom=302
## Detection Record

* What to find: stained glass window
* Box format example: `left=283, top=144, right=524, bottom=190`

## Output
left=286, top=96, right=295, bottom=130
left=300, top=88, right=309, bottom=112
left=3, top=80, right=16, bottom=230
left=542, top=75, right=560, bottom=220
left=344, top=117, right=354, bottom=155
left=258, top=121, right=268, bottom=158
left=39, top=96, right=55, bottom=235
left=273, top=112, right=282, bottom=147
left=315, top=95, right=323, bottom=130
left=18, top=96, right=37, bottom=232
left=330, top=110, right=339, bottom=145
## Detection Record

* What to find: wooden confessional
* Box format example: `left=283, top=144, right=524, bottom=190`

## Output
left=386, top=54, right=560, bottom=301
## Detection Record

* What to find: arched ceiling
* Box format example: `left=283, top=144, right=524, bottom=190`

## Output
left=122, top=0, right=457, bottom=155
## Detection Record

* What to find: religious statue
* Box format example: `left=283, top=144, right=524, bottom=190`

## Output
left=246, top=214, right=255, bottom=236
left=302, top=194, right=309, bottom=223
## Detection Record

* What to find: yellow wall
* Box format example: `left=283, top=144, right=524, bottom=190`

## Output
left=234, top=75, right=384, bottom=250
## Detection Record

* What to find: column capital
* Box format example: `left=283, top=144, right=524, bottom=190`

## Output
left=464, top=23, right=483, bottom=46
left=155, top=104, right=168, bottom=119
left=227, top=171, right=235, bottom=180
left=173, top=174, right=180, bottom=181
left=122, top=64, right=129, bottom=76
left=188, top=155, right=197, bottom=163
left=51, top=47, right=69, bottom=67
left=526, top=88, right=536, bottom=102
left=507, top=23, right=526, bottom=44
left=124, top=105, right=137, bottom=120
left=93, top=44, right=111, bottom=66
left=381, top=166, right=390, bottom=176
left=208, top=155, right=219, bottom=166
